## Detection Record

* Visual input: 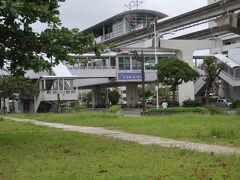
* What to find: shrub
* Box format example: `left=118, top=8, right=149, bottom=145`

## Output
left=73, top=105, right=86, bottom=111
left=167, top=101, right=179, bottom=107
left=207, top=106, right=224, bottom=115
left=182, top=100, right=202, bottom=107
left=235, top=108, right=240, bottom=115
left=147, top=107, right=208, bottom=114
left=107, top=105, right=122, bottom=113
left=63, top=106, right=74, bottom=113
left=232, top=100, right=240, bottom=109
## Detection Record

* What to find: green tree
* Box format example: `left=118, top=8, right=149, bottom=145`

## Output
left=108, top=88, right=121, bottom=105
left=156, top=57, right=199, bottom=103
left=159, top=87, right=171, bottom=99
left=201, top=56, right=224, bottom=105
left=145, top=89, right=154, bottom=99
left=0, top=75, right=39, bottom=113
left=0, top=0, right=100, bottom=75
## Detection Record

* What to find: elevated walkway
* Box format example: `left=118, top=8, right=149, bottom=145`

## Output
left=193, top=52, right=240, bottom=96
left=215, top=54, right=240, bottom=86
left=69, top=66, right=117, bottom=79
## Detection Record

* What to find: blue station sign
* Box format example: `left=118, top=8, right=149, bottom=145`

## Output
left=118, top=73, right=142, bottom=81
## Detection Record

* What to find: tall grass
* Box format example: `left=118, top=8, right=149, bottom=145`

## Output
left=6, top=112, right=240, bottom=147
left=1, top=121, right=240, bottom=179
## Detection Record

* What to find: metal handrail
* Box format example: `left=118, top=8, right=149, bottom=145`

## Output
left=41, top=90, right=77, bottom=95
left=68, top=66, right=116, bottom=70
left=220, top=70, right=240, bottom=81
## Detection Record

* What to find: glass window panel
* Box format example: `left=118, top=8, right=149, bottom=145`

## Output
left=110, top=58, right=116, bottom=66
left=119, top=64, right=124, bottom=70
left=119, top=57, right=123, bottom=64
left=132, top=58, right=137, bottom=70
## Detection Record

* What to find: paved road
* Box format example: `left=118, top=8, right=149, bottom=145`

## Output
left=4, top=117, right=240, bottom=155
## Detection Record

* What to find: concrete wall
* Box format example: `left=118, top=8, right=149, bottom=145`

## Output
left=229, top=86, right=240, bottom=100
left=92, top=86, right=103, bottom=108
left=228, top=48, right=240, bottom=64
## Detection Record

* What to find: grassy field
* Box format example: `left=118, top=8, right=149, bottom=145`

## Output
left=6, top=112, right=240, bottom=147
left=0, top=120, right=240, bottom=179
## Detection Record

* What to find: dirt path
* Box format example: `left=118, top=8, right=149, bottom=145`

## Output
left=4, top=116, right=240, bottom=155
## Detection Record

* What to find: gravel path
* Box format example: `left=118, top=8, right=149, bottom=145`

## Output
left=4, top=116, right=240, bottom=155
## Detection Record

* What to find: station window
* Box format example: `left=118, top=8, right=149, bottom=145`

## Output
left=235, top=69, right=240, bottom=78
left=110, top=58, right=116, bottom=67
left=145, top=57, right=155, bottom=70
left=132, top=57, right=142, bottom=70
left=119, top=57, right=130, bottom=70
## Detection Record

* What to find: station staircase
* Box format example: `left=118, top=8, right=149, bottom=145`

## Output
left=194, top=53, right=240, bottom=96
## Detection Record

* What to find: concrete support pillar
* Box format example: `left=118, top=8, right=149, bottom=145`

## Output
left=14, top=100, right=20, bottom=113
left=177, top=50, right=195, bottom=104
left=43, top=79, right=46, bottom=89
left=92, top=86, right=102, bottom=108
left=130, top=56, right=133, bottom=70
left=1, top=98, right=10, bottom=113
left=218, top=81, right=225, bottom=98
left=126, top=83, right=138, bottom=108
left=157, top=39, right=222, bottom=104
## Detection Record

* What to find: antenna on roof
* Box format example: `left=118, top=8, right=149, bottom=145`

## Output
left=124, top=0, right=144, bottom=10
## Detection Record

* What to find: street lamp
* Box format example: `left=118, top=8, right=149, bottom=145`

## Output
left=154, top=22, right=159, bottom=109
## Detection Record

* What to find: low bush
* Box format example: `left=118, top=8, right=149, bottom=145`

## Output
left=235, top=108, right=240, bottom=115
left=73, top=105, right=86, bottom=111
left=63, top=106, right=74, bottom=111
left=63, top=106, right=74, bottom=113
left=167, top=101, right=179, bottom=107
left=147, top=107, right=208, bottom=114
left=232, top=100, right=240, bottom=109
left=107, top=105, right=122, bottom=113
left=182, top=100, right=202, bottom=107
left=207, top=106, right=224, bottom=115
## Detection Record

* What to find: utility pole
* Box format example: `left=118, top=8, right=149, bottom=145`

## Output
left=132, top=49, right=146, bottom=112
left=141, top=49, right=146, bottom=112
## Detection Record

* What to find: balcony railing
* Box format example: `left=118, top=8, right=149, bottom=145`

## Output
left=68, top=66, right=116, bottom=70
left=43, top=90, right=77, bottom=95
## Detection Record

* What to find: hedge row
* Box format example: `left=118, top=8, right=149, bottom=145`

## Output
left=147, top=107, right=208, bottom=113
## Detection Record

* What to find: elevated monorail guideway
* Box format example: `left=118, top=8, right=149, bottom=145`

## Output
left=173, top=13, right=240, bottom=40
left=172, top=26, right=228, bottom=40
left=102, top=0, right=240, bottom=47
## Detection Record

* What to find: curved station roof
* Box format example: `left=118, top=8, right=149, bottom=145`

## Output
left=83, top=9, right=168, bottom=36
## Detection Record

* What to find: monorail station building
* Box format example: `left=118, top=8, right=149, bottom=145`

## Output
left=65, top=5, right=240, bottom=108
left=1, top=1, right=240, bottom=112
left=66, top=9, right=175, bottom=108
left=83, top=9, right=167, bottom=43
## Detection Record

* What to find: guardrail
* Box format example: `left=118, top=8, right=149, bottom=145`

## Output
left=43, top=90, right=77, bottom=95
left=68, top=66, right=116, bottom=70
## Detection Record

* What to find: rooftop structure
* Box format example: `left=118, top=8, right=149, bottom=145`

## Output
left=83, top=9, right=167, bottom=43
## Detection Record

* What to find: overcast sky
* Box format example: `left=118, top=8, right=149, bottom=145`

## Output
left=58, top=0, right=207, bottom=30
